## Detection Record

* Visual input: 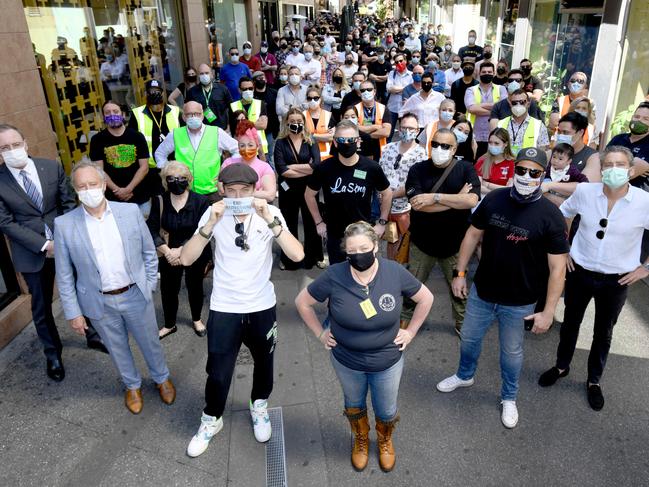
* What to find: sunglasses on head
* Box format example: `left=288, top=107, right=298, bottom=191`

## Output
left=514, top=166, right=544, bottom=179
left=431, top=141, right=453, bottom=150
left=234, top=222, right=250, bottom=251
left=596, top=218, right=608, bottom=240
left=335, top=136, right=358, bottom=144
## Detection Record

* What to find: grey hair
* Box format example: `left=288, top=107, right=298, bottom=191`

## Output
left=342, top=221, right=378, bottom=248
left=70, top=160, right=106, bottom=188
left=335, top=119, right=359, bottom=136
left=601, top=145, right=634, bottom=166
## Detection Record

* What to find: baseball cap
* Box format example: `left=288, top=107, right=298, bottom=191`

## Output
left=145, top=79, right=162, bottom=91
left=261, top=40, right=269, bottom=47
left=218, top=163, right=259, bottom=186
left=515, top=147, right=547, bottom=169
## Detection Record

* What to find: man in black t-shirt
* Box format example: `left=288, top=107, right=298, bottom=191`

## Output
left=450, top=61, right=478, bottom=114
left=368, top=47, right=391, bottom=103
left=341, top=72, right=365, bottom=113
left=401, top=128, right=480, bottom=335
left=519, top=58, right=543, bottom=102
left=185, top=64, right=232, bottom=131
left=305, top=120, right=392, bottom=264
left=458, top=30, right=483, bottom=63
left=437, top=147, right=569, bottom=430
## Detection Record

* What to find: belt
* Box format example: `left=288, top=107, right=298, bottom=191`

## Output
left=574, top=263, right=622, bottom=280
left=102, top=283, right=135, bottom=295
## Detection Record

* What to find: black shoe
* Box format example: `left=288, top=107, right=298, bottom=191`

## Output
left=586, top=383, right=605, bottom=411
left=87, top=339, right=109, bottom=354
left=46, top=358, right=65, bottom=382
left=538, top=366, right=569, bottom=387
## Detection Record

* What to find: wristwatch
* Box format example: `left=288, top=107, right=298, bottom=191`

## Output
left=267, top=216, right=282, bottom=230
left=433, top=193, right=442, bottom=204
left=377, top=218, right=388, bottom=225
left=452, top=269, right=467, bottom=278
left=643, top=263, right=649, bottom=272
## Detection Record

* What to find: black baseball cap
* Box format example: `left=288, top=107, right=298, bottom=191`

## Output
left=515, top=147, right=547, bottom=169
left=145, top=79, right=162, bottom=91
left=218, top=163, right=259, bottom=186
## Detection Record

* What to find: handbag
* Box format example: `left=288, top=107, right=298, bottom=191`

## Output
left=381, top=221, right=399, bottom=243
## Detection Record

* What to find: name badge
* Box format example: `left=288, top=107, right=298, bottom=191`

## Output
left=204, top=108, right=217, bottom=122
left=359, top=298, right=377, bottom=319
left=353, top=169, right=367, bottom=180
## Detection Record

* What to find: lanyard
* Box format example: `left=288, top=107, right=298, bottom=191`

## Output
left=509, top=117, right=527, bottom=144
left=150, top=109, right=164, bottom=132
left=363, top=104, right=375, bottom=122
left=202, top=87, right=212, bottom=105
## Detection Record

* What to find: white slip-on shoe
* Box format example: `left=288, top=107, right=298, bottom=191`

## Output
left=501, top=400, right=519, bottom=429
left=436, top=374, right=475, bottom=393
left=250, top=399, right=272, bottom=443
left=187, top=413, right=223, bottom=457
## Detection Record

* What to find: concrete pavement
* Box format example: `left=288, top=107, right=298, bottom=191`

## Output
left=1, top=263, right=649, bottom=486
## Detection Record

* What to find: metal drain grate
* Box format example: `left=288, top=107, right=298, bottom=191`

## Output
left=266, top=407, right=287, bottom=487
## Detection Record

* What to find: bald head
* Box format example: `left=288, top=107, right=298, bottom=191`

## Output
left=197, top=64, right=212, bottom=86
left=183, top=101, right=203, bottom=117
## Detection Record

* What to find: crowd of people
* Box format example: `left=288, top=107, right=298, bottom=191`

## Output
left=2, top=11, right=649, bottom=475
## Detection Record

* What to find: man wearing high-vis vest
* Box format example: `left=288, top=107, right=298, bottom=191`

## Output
left=465, top=62, right=507, bottom=159
left=355, top=80, right=392, bottom=162
left=128, top=79, right=181, bottom=196
left=497, top=89, right=550, bottom=156
left=229, top=77, right=268, bottom=156
left=154, top=101, right=239, bottom=202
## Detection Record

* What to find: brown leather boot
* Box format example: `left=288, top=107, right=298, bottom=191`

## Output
left=376, top=415, right=399, bottom=472
left=344, top=408, right=370, bottom=471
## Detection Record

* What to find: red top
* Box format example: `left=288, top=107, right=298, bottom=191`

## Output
left=241, top=56, right=262, bottom=73
left=474, top=157, right=515, bottom=186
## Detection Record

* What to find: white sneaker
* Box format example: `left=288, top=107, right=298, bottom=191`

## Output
left=250, top=399, right=272, bottom=443
left=501, top=400, right=518, bottom=429
left=187, top=413, right=223, bottom=457
left=436, top=374, right=475, bottom=393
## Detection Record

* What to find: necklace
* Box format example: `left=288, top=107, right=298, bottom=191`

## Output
left=350, top=262, right=378, bottom=296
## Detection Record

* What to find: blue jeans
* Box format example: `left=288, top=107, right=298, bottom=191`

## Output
left=330, top=354, right=403, bottom=422
left=457, top=285, right=535, bottom=401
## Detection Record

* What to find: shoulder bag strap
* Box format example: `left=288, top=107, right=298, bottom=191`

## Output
left=430, top=159, right=458, bottom=194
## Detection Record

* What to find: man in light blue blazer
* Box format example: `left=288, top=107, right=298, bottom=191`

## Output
left=54, top=161, right=176, bottom=414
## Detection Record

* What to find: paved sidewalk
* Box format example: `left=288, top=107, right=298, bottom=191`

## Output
left=1, top=265, right=649, bottom=486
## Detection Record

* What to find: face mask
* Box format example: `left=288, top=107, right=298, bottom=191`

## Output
left=280, top=44, right=288, bottom=50
left=345, top=58, right=353, bottom=65
left=497, top=66, right=506, bottom=75
left=412, top=73, right=422, bottom=82
left=412, top=57, right=420, bottom=64
left=431, top=147, right=452, bottom=166
left=345, top=45, right=352, bottom=52
left=513, top=173, right=540, bottom=196
left=511, top=104, right=527, bottom=118
left=352, top=81, right=361, bottom=91
left=333, top=76, right=343, bottom=84
left=78, top=188, right=105, bottom=208
left=186, top=74, right=197, bottom=83
left=521, top=66, right=532, bottom=76
left=453, top=129, right=468, bottom=144
left=378, top=54, right=385, bottom=61
left=361, top=90, right=374, bottom=101
left=243, top=48, right=252, bottom=56
left=337, top=141, right=357, bottom=158
left=400, top=130, right=417, bottom=142
left=409, top=32, right=415, bottom=39
left=261, top=47, right=268, bottom=54
left=279, top=74, right=288, bottom=83
left=104, top=114, right=123, bottom=128
left=483, top=52, right=493, bottom=60
left=462, top=66, right=474, bottom=76
left=550, top=166, right=569, bottom=182
left=308, top=100, right=319, bottom=110
left=2, top=147, right=29, bottom=168
left=428, top=61, right=437, bottom=70
left=147, top=91, right=163, bottom=105
left=555, top=133, right=574, bottom=146
left=507, top=80, right=521, bottom=93
left=574, top=109, right=589, bottom=119
left=629, top=120, right=649, bottom=135
left=167, top=179, right=189, bottom=195
left=347, top=117, right=358, bottom=126
left=346, top=250, right=375, bottom=271
left=396, top=62, right=406, bottom=73
left=488, top=144, right=504, bottom=156
left=468, top=36, right=476, bottom=44
left=304, top=52, right=313, bottom=61
left=602, top=167, right=629, bottom=189
left=254, top=78, right=266, bottom=90
left=223, top=196, right=254, bottom=215
left=230, top=55, right=239, bottom=63
left=421, top=82, right=433, bottom=92
left=105, top=54, right=114, bottom=62
left=241, top=89, right=254, bottom=102
left=445, top=45, right=452, bottom=51
left=186, top=116, right=202, bottom=130
left=292, top=47, right=299, bottom=54
left=288, top=123, right=304, bottom=134
left=322, top=44, right=331, bottom=54
left=240, top=147, right=258, bottom=160
left=289, top=74, right=301, bottom=86
left=440, top=110, right=454, bottom=122
left=199, top=74, right=211, bottom=85
left=569, top=82, right=582, bottom=94
left=480, top=74, right=494, bottom=84
left=452, top=62, right=461, bottom=70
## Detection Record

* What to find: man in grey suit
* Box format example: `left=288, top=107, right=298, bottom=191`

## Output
left=0, top=124, right=105, bottom=382
left=54, top=161, right=176, bottom=414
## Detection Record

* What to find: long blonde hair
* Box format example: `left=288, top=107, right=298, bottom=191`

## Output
left=481, top=128, right=514, bottom=180
left=569, top=96, right=595, bottom=125
left=331, top=67, right=350, bottom=91
left=277, top=107, right=312, bottom=143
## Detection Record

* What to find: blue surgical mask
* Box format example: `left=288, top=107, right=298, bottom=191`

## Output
left=488, top=144, right=504, bottom=156
left=186, top=117, right=202, bottom=130
left=440, top=110, right=454, bottom=122
left=602, top=167, right=629, bottom=189
left=412, top=73, right=422, bottom=82
left=428, top=61, right=437, bottom=70
left=453, top=128, right=468, bottom=144
left=555, top=133, right=574, bottom=146
left=353, top=81, right=361, bottom=91
left=507, top=81, right=521, bottom=94
left=569, top=82, right=583, bottom=94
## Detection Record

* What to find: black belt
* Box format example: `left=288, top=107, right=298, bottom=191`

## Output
left=102, top=283, right=135, bottom=295
left=574, top=263, right=623, bottom=280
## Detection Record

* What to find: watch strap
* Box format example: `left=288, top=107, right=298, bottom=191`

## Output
left=268, top=216, right=282, bottom=229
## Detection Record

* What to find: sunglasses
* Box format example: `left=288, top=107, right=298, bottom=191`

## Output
left=514, top=166, right=544, bottom=179
left=166, top=176, right=188, bottom=183
left=307, top=96, right=320, bottom=101
left=431, top=141, right=453, bottom=150
left=569, top=78, right=585, bottom=84
left=596, top=218, right=608, bottom=240
left=360, top=88, right=374, bottom=93
left=335, top=136, right=358, bottom=144
left=508, top=78, right=522, bottom=83
left=234, top=222, right=250, bottom=251
left=511, top=100, right=527, bottom=106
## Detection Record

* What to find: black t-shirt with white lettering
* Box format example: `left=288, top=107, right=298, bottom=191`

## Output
left=308, top=258, right=422, bottom=372
left=307, top=155, right=390, bottom=238
left=470, top=188, right=569, bottom=306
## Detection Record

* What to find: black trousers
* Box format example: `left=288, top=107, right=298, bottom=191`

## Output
left=159, top=254, right=208, bottom=328
left=326, top=235, right=346, bottom=265
left=204, top=306, right=277, bottom=418
left=555, top=264, right=628, bottom=383
left=278, top=186, right=323, bottom=269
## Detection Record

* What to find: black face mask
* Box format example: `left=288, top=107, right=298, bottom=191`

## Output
left=167, top=179, right=189, bottom=195
left=288, top=123, right=304, bottom=134
left=483, top=52, right=492, bottom=59
left=480, top=74, right=494, bottom=84
left=521, top=66, right=532, bottom=76
left=462, top=66, right=474, bottom=76
left=421, top=82, right=433, bottom=92
left=254, top=78, right=266, bottom=89
left=186, top=75, right=197, bottom=83
left=147, top=91, right=163, bottom=105
left=496, top=66, right=506, bottom=75
left=337, top=141, right=357, bottom=158
left=346, top=250, right=375, bottom=271
left=333, top=76, right=343, bottom=84
left=345, top=59, right=353, bottom=65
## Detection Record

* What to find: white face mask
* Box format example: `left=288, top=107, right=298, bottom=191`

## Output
left=199, top=74, right=211, bottom=85
left=289, top=74, right=301, bottom=86
left=78, top=188, right=105, bottom=208
left=2, top=147, right=29, bottom=168
left=304, top=52, right=313, bottom=61
left=308, top=100, right=319, bottom=110
left=241, top=90, right=254, bottom=102
left=550, top=166, right=569, bottom=182
left=431, top=147, right=452, bottom=166
left=507, top=81, right=521, bottom=93
left=468, top=36, right=476, bottom=44
left=513, top=174, right=540, bottom=196
left=511, top=104, right=527, bottom=118
left=361, top=90, right=375, bottom=102
left=452, top=62, right=461, bottom=70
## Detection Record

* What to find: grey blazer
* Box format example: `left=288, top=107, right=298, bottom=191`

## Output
left=0, top=158, right=76, bottom=273
left=54, top=201, right=159, bottom=321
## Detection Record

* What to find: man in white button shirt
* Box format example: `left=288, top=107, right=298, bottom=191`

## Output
left=539, top=146, right=649, bottom=411
left=54, top=161, right=175, bottom=414
left=298, top=44, right=322, bottom=86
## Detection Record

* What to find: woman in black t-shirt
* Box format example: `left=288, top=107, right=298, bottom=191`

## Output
left=295, top=222, right=433, bottom=473
left=168, top=66, right=198, bottom=107
left=451, top=116, right=478, bottom=163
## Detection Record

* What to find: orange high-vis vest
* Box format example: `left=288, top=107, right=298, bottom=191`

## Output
left=304, top=108, right=332, bottom=160
left=557, top=95, right=572, bottom=117
left=356, top=101, right=387, bottom=153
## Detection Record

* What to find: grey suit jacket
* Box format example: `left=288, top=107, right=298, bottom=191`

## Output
left=54, top=201, right=159, bottom=321
left=0, top=158, right=76, bottom=273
